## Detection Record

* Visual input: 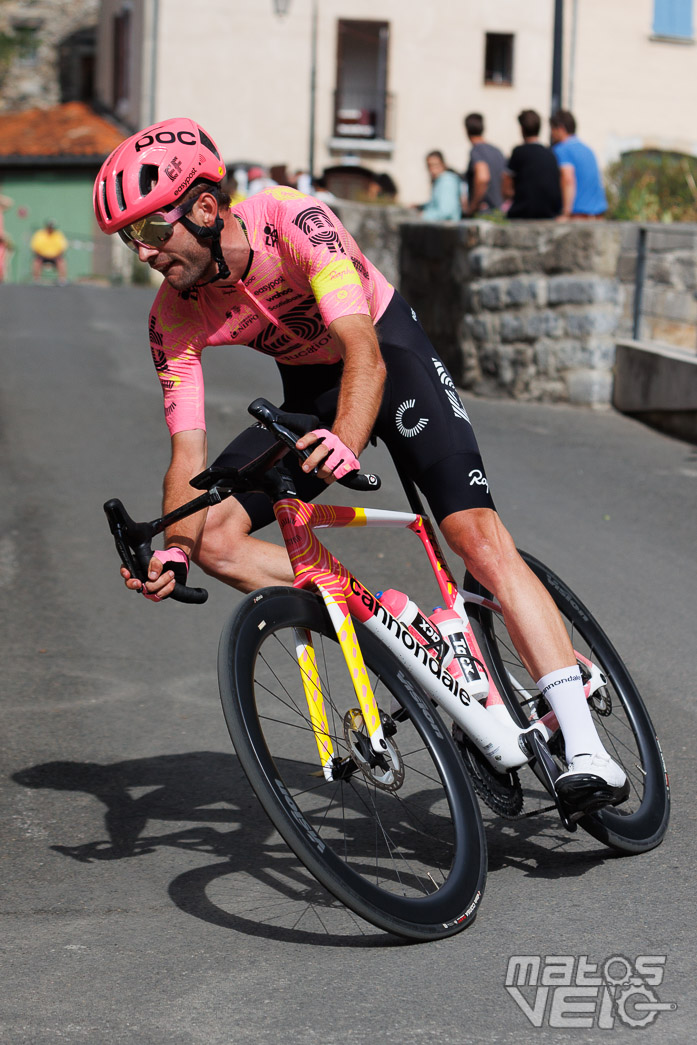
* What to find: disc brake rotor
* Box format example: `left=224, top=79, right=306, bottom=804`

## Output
left=343, top=708, right=405, bottom=792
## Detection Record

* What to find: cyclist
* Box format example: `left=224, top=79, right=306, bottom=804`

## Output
left=94, top=118, right=628, bottom=812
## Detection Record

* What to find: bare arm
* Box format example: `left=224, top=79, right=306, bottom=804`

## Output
left=466, top=161, right=491, bottom=214
left=296, top=312, right=386, bottom=479
left=121, top=429, right=209, bottom=598
left=501, top=171, right=515, bottom=201
left=559, top=164, right=576, bottom=218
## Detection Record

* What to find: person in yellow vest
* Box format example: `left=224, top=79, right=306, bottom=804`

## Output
left=30, top=220, right=68, bottom=283
left=0, top=192, right=14, bottom=282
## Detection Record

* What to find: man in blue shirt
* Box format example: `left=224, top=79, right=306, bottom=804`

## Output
left=550, top=110, right=607, bottom=219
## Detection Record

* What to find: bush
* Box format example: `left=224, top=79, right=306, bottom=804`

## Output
left=606, top=150, right=697, bottom=223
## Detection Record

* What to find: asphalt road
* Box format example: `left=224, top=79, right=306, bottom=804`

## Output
left=1, top=284, right=695, bottom=1044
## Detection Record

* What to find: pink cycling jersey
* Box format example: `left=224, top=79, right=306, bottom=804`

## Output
left=147, top=186, right=394, bottom=435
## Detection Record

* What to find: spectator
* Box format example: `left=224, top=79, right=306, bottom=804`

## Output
left=221, top=171, right=245, bottom=205
left=295, top=170, right=313, bottom=194
left=30, top=220, right=68, bottom=284
left=270, top=164, right=292, bottom=187
left=246, top=166, right=277, bottom=196
left=550, top=110, right=607, bottom=219
left=311, top=176, right=338, bottom=204
left=463, top=112, right=506, bottom=215
left=375, top=172, right=398, bottom=202
left=419, top=151, right=462, bottom=221
left=0, top=192, right=13, bottom=282
left=503, top=109, right=562, bottom=219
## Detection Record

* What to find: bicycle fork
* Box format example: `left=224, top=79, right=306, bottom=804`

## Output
left=294, top=584, right=390, bottom=783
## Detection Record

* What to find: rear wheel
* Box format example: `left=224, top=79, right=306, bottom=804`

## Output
left=465, top=553, right=670, bottom=854
left=218, top=586, right=487, bottom=940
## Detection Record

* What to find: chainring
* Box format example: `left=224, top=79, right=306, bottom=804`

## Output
left=453, top=726, right=524, bottom=817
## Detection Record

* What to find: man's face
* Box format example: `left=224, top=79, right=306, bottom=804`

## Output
left=135, top=218, right=215, bottom=292
left=550, top=124, right=563, bottom=145
left=426, top=155, right=446, bottom=181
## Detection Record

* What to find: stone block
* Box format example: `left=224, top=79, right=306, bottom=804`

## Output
left=616, top=254, right=637, bottom=282
left=469, top=247, right=524, bottom=277
left=566, top=368, right=614, bottom=405
left=645, top=227, right=697, bottom=252
left=465, top=313, right=499, bottom=342
left=676, top=254, right=697, bottom=290
left=620, top=224, right=641, bottom=251
left=564, top=308, right=620, bottom=337
left=547, top=275, right=621, bottom=305
left=479, top=280, right=504, bottom=310
left=498, top=310, right=565, bottom=343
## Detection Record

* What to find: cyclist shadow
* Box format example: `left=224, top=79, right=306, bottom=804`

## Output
left=481, top=791, right=622, bottom=879
left=12, top=753, right=399, bottom=947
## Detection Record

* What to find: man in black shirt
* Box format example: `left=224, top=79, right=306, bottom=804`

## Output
left=503, top=109, right=562, bottom=219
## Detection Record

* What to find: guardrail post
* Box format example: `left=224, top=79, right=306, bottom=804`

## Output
left=632, top=225, right=647, bottom=340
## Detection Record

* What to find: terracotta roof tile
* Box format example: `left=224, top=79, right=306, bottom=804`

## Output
left=0, top=102, right=126, bottom=158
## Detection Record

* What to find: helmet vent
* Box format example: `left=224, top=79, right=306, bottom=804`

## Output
left=138, top=163, right=160, bottom=199
left=100, top=181, right=112, bottom=221
left=114, top=170, right=125, bottom=211
left=199, top=129, right=220, bottom=160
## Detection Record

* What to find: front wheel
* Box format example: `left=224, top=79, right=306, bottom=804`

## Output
left=465, top=553, right=670, bottom=854
left=218, top=587, right=487, bottom=941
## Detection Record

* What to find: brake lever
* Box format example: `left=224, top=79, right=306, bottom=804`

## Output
left=103, top=498, right=208, bottom=605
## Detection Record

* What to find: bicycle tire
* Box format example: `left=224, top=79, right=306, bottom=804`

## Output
left=218, top=586, right=487, bottom=940
left=465, top=552, right=670, bottom=854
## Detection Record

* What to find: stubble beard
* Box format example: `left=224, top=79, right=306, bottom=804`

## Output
left=158, top=244, right=216, bottom=292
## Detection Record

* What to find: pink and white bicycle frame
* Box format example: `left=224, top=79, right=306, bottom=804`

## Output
left=275, top=498, right=607, bottom=780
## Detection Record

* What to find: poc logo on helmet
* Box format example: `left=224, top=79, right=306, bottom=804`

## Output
left=135, top=129, right=197, bottom=152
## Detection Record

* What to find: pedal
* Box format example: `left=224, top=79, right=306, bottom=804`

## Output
left=522, top=728, right=577, bottom=832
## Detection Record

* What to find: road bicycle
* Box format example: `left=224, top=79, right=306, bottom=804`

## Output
left=104, top=399, right=670, bottom=941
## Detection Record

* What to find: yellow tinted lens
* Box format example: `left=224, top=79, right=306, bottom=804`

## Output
left=120, top=214, right=174, bottom=250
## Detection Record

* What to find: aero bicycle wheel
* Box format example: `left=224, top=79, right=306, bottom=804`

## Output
left=218, top=586, right=487, bottom=941
left=465, top=553, right=670, bottom=854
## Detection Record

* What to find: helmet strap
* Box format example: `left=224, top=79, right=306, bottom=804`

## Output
left=179, top=213, right=231, bottom=282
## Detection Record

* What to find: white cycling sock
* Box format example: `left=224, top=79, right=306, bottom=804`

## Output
left=536, top=666, right=603, bottom=763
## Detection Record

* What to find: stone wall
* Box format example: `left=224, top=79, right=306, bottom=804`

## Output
left=0, top=0, right=98, bottom=112
left=334, top=204, right=696, bottom=406
left=616, top=224, right=697, bottom=350
left=400, top=219, right=626, bottom=404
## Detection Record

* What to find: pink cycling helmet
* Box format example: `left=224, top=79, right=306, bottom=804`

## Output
left=93, top=117, right=226, bottom=234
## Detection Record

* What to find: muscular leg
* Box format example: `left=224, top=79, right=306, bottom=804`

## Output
left=439, top=507, right=576, bottom=681
left=193, top=495, right=294, bottom=592
left=440, top=506, right=629, bottom=799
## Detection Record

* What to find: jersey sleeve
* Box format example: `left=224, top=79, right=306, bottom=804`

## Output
left=148, top=286, right=208, bottom=436
left=274, top=193, right=372, bottom=326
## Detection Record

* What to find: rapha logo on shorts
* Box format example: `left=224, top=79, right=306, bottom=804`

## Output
left=469, top=469, right=489, bottom=493
left=396, top=399, right=429, bottom=437
left=432, top=358, right=470, bottom=423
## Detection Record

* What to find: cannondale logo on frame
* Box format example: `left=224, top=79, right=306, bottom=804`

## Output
left=395, top=400, right=429, bottom=438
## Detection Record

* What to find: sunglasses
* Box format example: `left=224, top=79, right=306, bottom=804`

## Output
left=118, top=199, right=195, bottom=253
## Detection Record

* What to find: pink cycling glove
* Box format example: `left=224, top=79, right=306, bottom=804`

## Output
left=308, top=429, right=360, bottom=480
left=142, top=547, right=189, bottom=602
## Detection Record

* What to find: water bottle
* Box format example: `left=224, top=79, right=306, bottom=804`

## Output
left=429, top=607, right=490, bottom=701
left=377, top=589, right=446, bottom=660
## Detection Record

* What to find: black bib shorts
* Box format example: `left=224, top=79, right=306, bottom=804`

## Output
left=212, top=290, right=495, bottom=530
